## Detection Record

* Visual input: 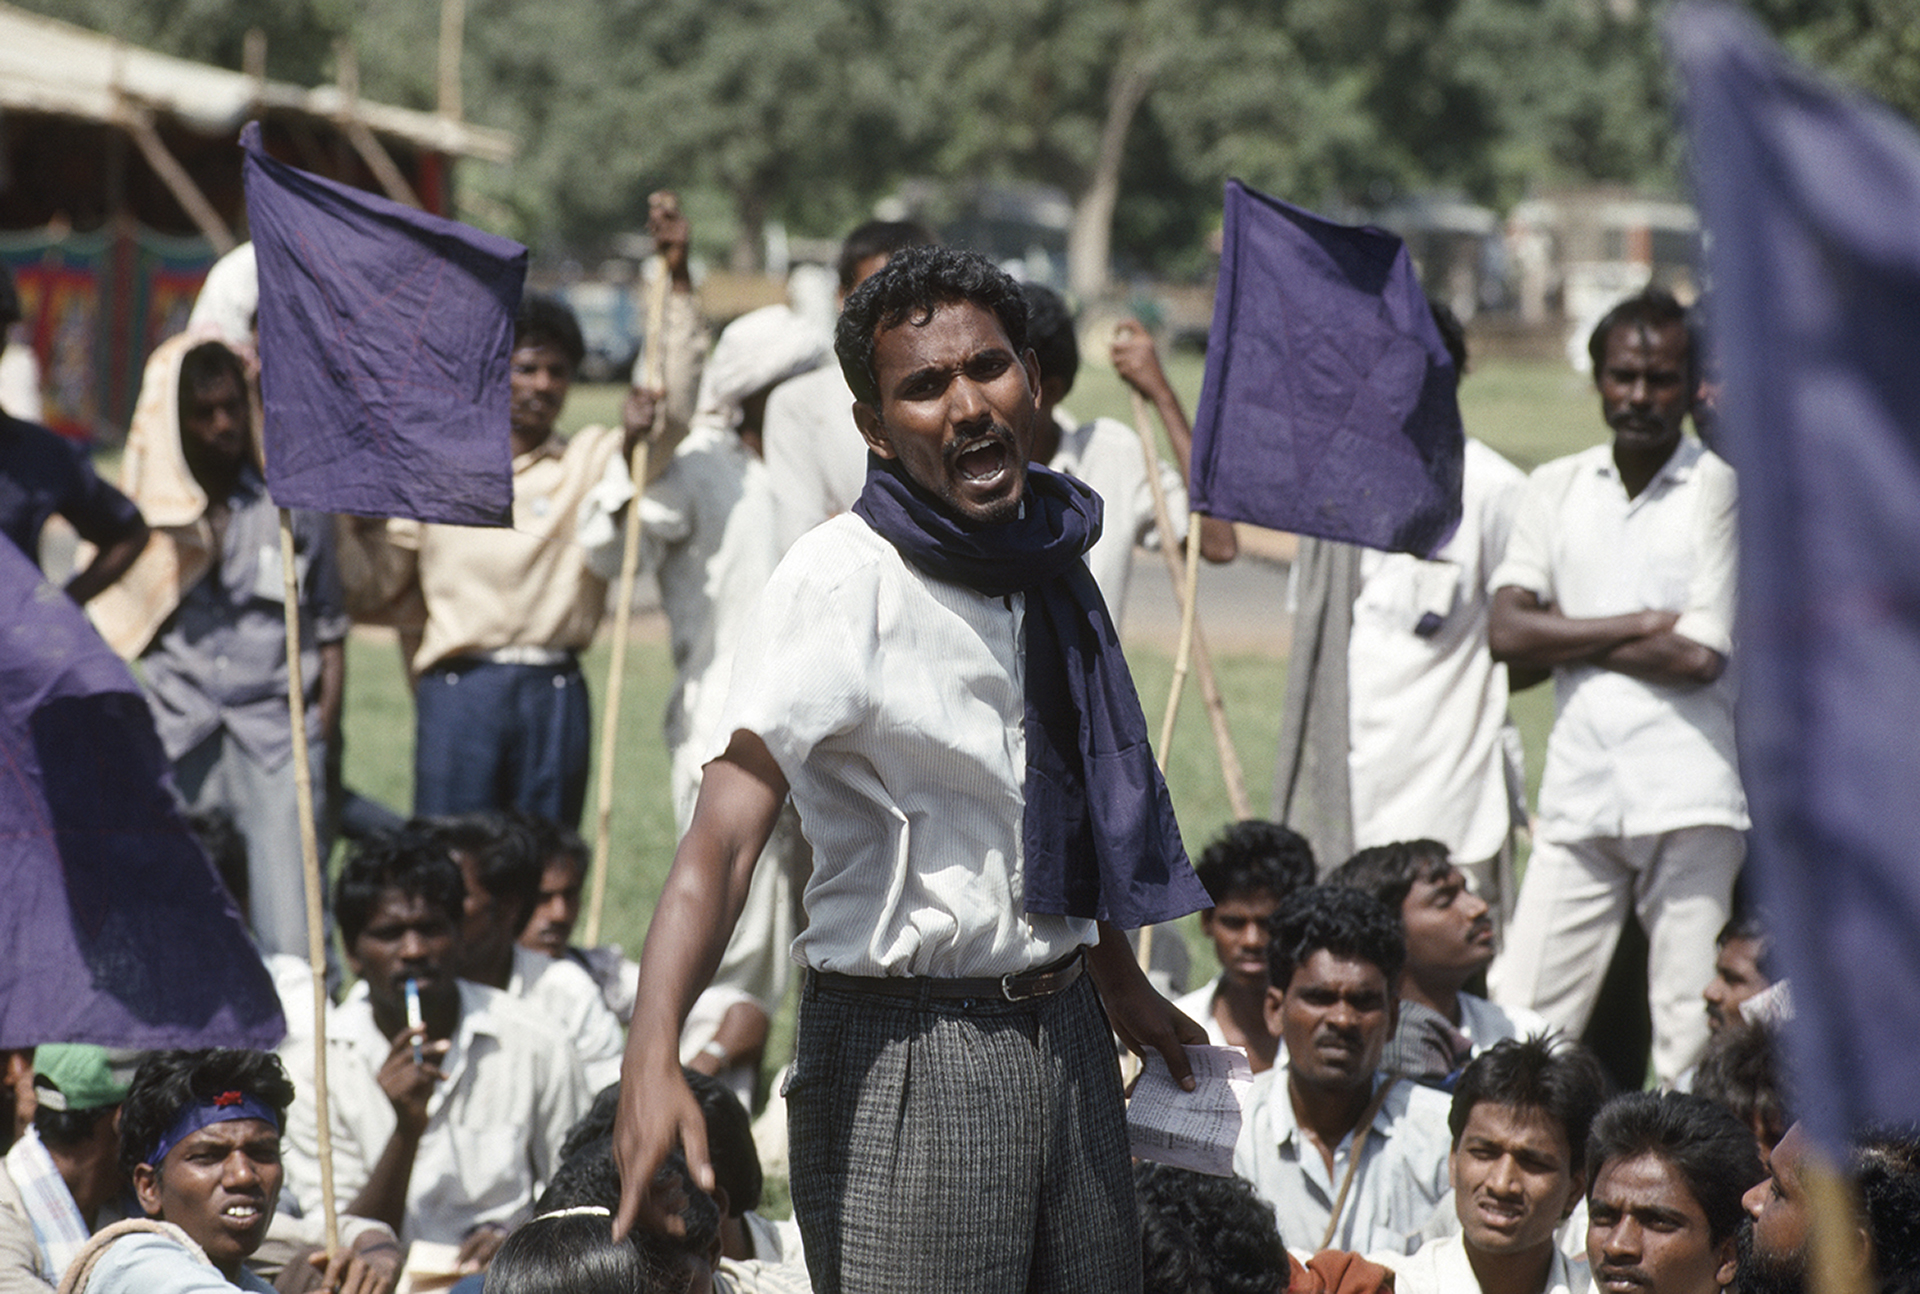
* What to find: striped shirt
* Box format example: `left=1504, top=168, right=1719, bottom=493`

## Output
left=4, top=1127, right=91, bottom=1283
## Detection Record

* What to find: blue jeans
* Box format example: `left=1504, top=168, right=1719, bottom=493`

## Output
left=413, top=656, right=591, bottom=826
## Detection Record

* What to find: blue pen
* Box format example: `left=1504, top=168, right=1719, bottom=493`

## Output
left=405, top=978, right=424, bottom=1066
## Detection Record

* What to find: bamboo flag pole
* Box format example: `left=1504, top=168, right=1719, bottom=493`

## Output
left=583, top=254, right=672, bottom=947
left=1127, top=391, right=1252, bottom=818
left=278, top=509, right=338, bottom=1257
left=1158, top=517, right=1204, bottom=762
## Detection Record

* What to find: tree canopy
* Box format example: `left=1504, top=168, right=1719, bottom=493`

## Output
left=18, top=0, right=1914, bottom=289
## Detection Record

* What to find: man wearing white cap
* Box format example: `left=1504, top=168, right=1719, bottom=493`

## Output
left=634, top=303, right=831, bottom=1107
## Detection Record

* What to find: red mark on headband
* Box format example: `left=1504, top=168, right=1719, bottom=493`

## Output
left=214, top=1091, right=244, bottom=1107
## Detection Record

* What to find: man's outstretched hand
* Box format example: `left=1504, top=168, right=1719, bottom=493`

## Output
left=610, top=1061, right=713, bottom=1241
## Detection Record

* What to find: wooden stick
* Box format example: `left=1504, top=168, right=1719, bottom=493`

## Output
left=1158, top=512, right=1203, bottom=758
left=1128, top=392, right=1251, bottom=818
left=278, top=509, right=337, bottom=1257
left=583, top=256, right=672, bottom=947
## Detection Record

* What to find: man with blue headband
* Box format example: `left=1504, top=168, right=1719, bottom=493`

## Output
left=613, top=246, right=1213, bottom=1294
left=63, top=1048, right=293, bottom=1294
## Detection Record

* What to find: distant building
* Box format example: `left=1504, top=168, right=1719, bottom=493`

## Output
left=0, top=3, right=513, bottom=442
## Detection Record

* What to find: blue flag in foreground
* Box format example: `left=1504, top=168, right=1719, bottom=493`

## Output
left=241, top=120, right=522, bottom=526
left=1188, top=180, right=1463, bottom=556
left=0, top=541, right=283, bottom=1050
left=1670, top=0, right=1920, bottom=1147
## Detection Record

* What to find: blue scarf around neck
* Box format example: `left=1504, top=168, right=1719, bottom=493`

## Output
left=851, top=454, right=1211, bottom=929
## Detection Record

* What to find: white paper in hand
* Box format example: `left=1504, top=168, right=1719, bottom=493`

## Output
left=1126, top=1044, right=1253, bottom=1176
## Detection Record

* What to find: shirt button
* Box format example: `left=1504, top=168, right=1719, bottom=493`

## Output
left=552, top=675, right=566, bottom=690
left=214, top=655, right=229, bottom=670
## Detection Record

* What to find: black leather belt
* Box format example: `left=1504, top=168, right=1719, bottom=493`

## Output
left=810, top=948, right=1085, bottom=1003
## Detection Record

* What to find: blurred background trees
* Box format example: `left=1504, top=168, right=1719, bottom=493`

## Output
left=23, top=0, right=1917, bottom=284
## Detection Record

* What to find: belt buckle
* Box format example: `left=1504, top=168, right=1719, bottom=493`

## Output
left=1000, top=970, right=1036, bottom=1002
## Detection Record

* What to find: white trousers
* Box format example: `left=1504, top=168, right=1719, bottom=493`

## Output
left=1488, top=825, right=1743, bottom=1085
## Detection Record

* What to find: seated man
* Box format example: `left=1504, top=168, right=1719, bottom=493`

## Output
left=1174, top=820, right=1318, bottom=1071
left=0, top=1045, right=130, bottom=1289
left=280, top=829, right=589, bottom=1266
left=1380, top=1036, right=1607, bottom=1294
left=1690, top=1022, right=1786, bottom=1166
left=64, top=1048, right=295, bottom=1294
left=432, top=814, right=625, bottom=1090
left=1334, top=841, right=1550, bottom=1085
left=1135, top=1162, right=1291, bottom=1294
left=1740, top=1120, right=1920, bottom=1294
left=1235, top=885, right=1454, bottom=1253
left=516, top=818, right=638, bottom=1024
left=1585, top=1092, right=1763, bottom=1294
left=1702, top=917, right=1773, bottom=1038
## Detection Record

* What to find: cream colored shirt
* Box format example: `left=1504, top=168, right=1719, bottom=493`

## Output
left=280, top=981, right=589, bottom=1245
left=760, top=363, right=868, bottom=555
left=712, top=514, right=1099, bottom=977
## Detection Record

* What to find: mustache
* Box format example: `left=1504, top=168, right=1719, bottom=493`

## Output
left=943, top=423, right=1018, bottom=466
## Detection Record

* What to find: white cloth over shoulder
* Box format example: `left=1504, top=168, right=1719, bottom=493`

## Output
left=760, top=364, right=869, bottom=555
left=508, top=944, right=626, bottom=1091
left=710, top=513, right=1098, bottom=977
left=1046, top=412, right=1185, bottom=625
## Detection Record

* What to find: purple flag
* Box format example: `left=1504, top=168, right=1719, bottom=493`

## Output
left=1188, top=180, right=1463, bottom=556
left=1670, top=0, right=1920, bottom=1147
left=0, top=540, right=284, bottom=1050
left=241, top=121, right=522, bottom=526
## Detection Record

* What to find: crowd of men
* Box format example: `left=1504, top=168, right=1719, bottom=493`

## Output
left=1, top=202, right=1912, bottom=1294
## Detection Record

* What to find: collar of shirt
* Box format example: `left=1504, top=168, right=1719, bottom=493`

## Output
left=1587, top=436, right=1704, bottom=505
left=336, top=979, right=510, bottom=1111
left=1269, top=1066, right=1405, bottom=1156
left=5, top=1127, right=91, bottom=1281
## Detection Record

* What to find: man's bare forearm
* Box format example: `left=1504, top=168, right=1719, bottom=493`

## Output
left=64, top=522, right=148, bottom=603
left=1595, top=631, right=1724, bottom=685
left=1488, top=586, right=1673, bottom=668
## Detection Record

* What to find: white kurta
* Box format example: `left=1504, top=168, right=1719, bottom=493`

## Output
left=1346, top=438, right=1527, bottom=862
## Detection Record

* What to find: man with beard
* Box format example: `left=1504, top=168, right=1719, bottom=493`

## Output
left=1738, top=1121, right=1920, bottom=1294
left=1380, top=1036, right=1606, bottom=1294
left=1234, top=885, right=1454, bottom=1253
left=1488, top=288, right=1745, bottom=1087
left=611, top=247, right=1210, bottom=1293
left=1585, top=1092, right=1761, bottom=1294
left=280, top=829, right=588, bottom=1271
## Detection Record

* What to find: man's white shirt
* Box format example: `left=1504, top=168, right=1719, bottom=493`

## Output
left=280, top=980, right=589, bottom=1245
left=507, top=944, right=625, bottom=1090
left=1233, top=1065, right=1453, bottom=1254
left=1376, top=1230, right=1591, bottom=1294
left=710, top=513, right=1098, bottom=977
left=1490, top=438, right=1745, bottom=841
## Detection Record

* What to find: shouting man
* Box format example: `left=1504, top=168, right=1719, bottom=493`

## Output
left=612, top=246, right=1209, bottom=1293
